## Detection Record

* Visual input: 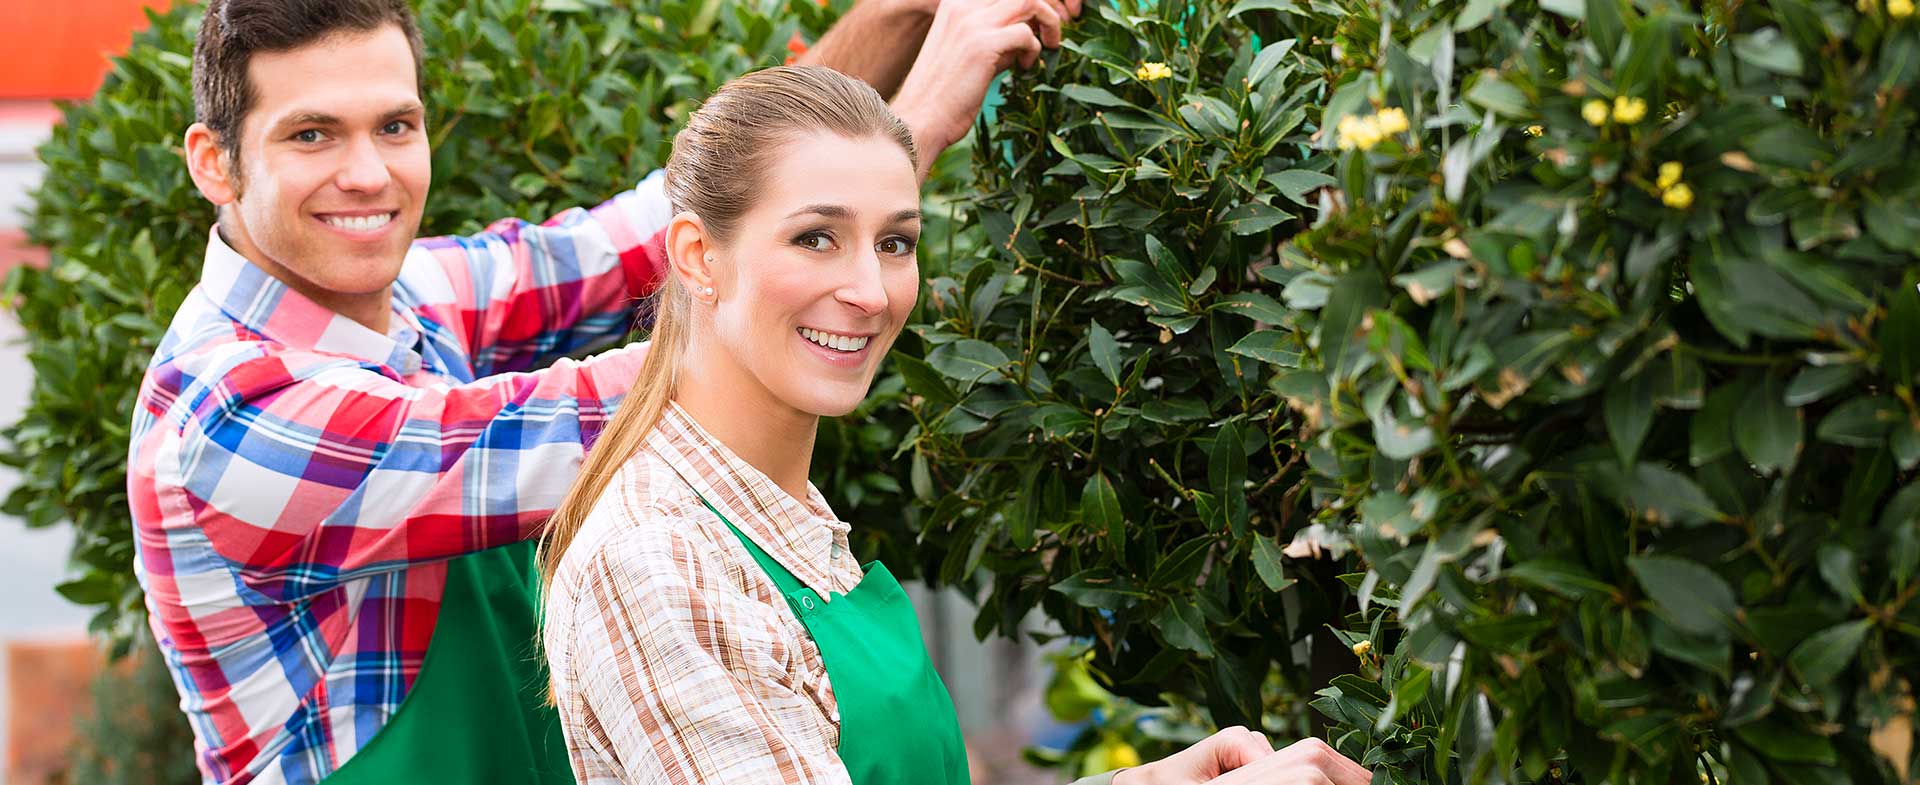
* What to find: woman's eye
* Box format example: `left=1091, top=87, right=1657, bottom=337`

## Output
left=878, top=237, right=917, bottom=256
left=798, top=232, right=835, bottom=251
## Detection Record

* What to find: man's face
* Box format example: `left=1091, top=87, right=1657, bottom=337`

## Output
left=223, top=25, right=430, bottom=303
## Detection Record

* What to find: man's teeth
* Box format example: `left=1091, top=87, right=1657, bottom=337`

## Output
left=799, top=327, right=871, bottom=352
left=325, top=213, right=393, bottom=232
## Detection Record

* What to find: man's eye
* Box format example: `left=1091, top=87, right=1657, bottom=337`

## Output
left=294, top=130, right=323, bottom=143
left=382, top=120, right=412, bottom=135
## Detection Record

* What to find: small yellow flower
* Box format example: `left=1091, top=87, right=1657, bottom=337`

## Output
left=1375, top=107, right=1410, bottom=135
left=1336, top=114, right=1384, bottom=151
left=1656, top=161, right=1684, bottom=190
left=1891, top=0, right=1914, bottom=17
left=1352, top=640, right=1373, bottom=657
left=1582, top=99, right=1610, bottom=127
left=1136, top=62, right=1173, bottom=81
left=1525, top=124, right=1545, bottom=136
left=1662, top=183, right=1695, bottom=209
left=1612, top=96, right=1649, bottom=125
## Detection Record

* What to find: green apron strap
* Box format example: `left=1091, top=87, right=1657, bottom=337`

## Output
left=322, top=541, right=572, bottom=784
left=694, top=493, right=970, bottom=785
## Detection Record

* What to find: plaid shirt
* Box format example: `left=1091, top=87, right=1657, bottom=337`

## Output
left=128, top=173, right=673, bottom=785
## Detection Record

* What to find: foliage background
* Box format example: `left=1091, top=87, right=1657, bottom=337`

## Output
left=15, top=0, right=1920, bottom=783
left=904, top=0, right=1920, bottom=783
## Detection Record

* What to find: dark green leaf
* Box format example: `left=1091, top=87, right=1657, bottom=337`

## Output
left=1736, top=375, right=1801, bottom=474
left=1088, top=320, right=1122, bottom=385
left=1606, top=371, right=1655, bottom=467
left=1733, top=29, right=1804, bottom=76
left=1788, top=619, right=1870, bottom=687
left=1815, top=395, right=1900, bottom=447
left=1252, top=535, right=1296, bottom=592
left=1628, top=555, right=1738, bottom=637
left=1154, top=599, right=1215, bottom=655
left=1080, top=472, right=1124, bottom=555
left=1784, top=364, right=1861, bottom=406
left=1226, top=330, right=1303, bottom=366
left=1051, top=569, right=1145, bottom=609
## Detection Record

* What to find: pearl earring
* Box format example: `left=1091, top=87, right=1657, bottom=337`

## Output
left=702, top=286, right=715, bottom=298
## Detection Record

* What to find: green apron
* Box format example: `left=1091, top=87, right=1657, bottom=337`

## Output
left=698, top=493, right=972, bottom=785
left=323, top=541, right=572, bottom=784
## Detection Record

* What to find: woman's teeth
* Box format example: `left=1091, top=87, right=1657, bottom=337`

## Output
left=799, top=327, right=871, bottom=353
left=325, top=213, right=394, bottom=232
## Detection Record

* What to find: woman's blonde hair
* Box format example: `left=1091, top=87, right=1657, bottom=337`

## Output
left=538, top=65, right=918, bottom=587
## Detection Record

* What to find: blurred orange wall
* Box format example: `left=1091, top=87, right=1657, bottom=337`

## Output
left=0, top=0, right=178, bottom=99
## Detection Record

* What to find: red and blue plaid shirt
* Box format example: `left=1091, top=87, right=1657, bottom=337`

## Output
left=128, top=174, right=672, bottom=785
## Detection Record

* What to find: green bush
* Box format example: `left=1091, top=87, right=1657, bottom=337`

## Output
left=914, top=0, right=1920, bottom=782
left=4, top=0, right=922, bottom=649
left=907, top=0, right=1341, bottom=735
left=64, top=649, right=202, bottom=785
left=1286, top=1, right=1920, bottom=782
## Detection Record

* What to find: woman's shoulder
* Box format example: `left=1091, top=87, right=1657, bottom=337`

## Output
left=549, top=454, right=740, bottom=597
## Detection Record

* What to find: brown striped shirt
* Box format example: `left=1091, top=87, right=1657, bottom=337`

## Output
left=543, top=401, right=1123, bottom=785
left=544, top=401, right=862, bottom=784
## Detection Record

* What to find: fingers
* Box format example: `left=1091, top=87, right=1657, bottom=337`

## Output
left=1063, top=0, right=1083, bottom=16
left=1019, top=0, right=1064, bottom=49
left=990, top=22, right=1044, bottom=71
left=1285, top=738, right=1371, bottom=785
left=1211, top=726, right=1276, bottom=771
left=1038, top=0, right=1073, bottom=31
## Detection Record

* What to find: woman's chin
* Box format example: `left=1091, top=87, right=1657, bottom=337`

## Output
left=783, top=387, right=871, bottom=419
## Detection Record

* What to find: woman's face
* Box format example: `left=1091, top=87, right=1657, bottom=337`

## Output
left=703, top=131, right=921, bottom=419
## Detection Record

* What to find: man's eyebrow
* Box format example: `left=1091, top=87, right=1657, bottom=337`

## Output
left=275, top=111, right=341, bottom=130
left=379, top=102, right=426, bottom=120
left=272, top=102, right=424, bottom=131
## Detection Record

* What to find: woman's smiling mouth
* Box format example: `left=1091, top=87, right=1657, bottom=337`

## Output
left=797, top=327, right=872, bottom=353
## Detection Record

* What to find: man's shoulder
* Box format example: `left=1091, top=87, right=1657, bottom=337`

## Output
left=142, top=291, right=390, bottom=417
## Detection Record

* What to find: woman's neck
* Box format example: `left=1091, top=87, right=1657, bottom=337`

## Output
left=673, top=344, right=819, bottom=502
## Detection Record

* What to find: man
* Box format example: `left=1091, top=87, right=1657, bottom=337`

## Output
left=131, top=1, right=1075, bottom=782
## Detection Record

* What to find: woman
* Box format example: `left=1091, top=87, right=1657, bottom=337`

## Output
left=539, top=65, right=1374, bottom=785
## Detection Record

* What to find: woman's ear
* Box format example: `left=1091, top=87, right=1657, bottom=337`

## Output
left=184, top=123, right=239, bottom=206
left=665, top=211, right=720, bottom=302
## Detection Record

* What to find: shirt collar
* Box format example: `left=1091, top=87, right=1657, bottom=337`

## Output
left=649, top=401, right=855, bottom=597
left=199, top=227, right=425, bottom=374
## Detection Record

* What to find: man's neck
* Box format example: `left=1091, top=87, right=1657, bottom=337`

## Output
left=673, top=341, right=819, bottom=503
left=216, top=225, right=394, bottom=336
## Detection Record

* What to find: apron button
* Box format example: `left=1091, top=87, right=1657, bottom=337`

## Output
left=801, top=595, right=816, bottom=611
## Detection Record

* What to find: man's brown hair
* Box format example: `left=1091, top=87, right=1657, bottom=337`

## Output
left=191, top=0, right=424, bottom=163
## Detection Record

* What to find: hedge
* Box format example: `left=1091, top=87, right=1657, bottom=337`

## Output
left=911, top=0, right=1920, bottom=782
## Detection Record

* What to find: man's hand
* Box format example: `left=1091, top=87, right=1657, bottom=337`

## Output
left=1113, top=731, right=1372, bottom=785
left=887, top=0, right=1084, bottom=180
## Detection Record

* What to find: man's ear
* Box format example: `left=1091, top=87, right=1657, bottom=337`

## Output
left=184, top=123, right=239, bottom=206
left=665, top=211, right=720, bottom=301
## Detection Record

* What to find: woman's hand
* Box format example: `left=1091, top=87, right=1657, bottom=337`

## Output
left=1114, top=730, right=1372, bottom=785
left=887, top=0, right=1084, bottom=180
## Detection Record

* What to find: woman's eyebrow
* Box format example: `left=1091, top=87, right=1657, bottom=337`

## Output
left=785, top=204, right=851, bottom=219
